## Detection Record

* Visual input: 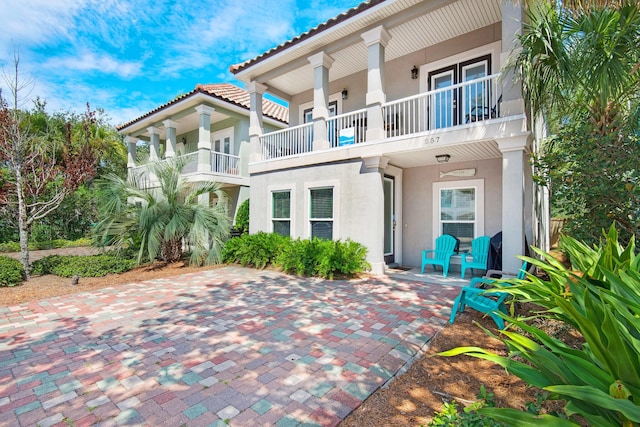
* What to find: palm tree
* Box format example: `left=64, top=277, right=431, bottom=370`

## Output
left=510, top=0, right=640, bottom=134
left=510, top=0, right=640, bottom=244
left=95, top=157, right=230, bottom=265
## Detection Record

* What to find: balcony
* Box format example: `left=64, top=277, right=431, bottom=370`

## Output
left=259, top=74, right=502, bottom=160
left=130, top=151, right=241, bottom=184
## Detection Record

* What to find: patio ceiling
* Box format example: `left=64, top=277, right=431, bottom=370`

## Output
left=385, top=139, right=503, bottom=168
left=234, top=0, right=501, bottom=98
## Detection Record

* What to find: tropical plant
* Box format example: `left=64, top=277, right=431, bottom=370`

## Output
left=222, top=232, right=288, bottom=269
left=95, top=157, right=230, bottom=265
left=534, top=120, right=640, bottom=245
left=510, top=1, right=640, bottom=245
left=222, top=233, right=370, bottom=278
left=441, top=225, right=640, bottom=426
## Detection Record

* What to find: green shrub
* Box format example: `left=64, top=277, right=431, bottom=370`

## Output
left=235, top=199, right=250, bottom=234
left=224, top=233, right=370, bottom=279
left=0, top=242, right=20, bottom=253
left=222, top=232, right=288, bottom=269
left=31, top=255, right=65, bottom=276
left=275, top=238, right=320, bottom=276
left=441, top=225, right=640, bottom=426
left=315, top=239, right=369, bottom=279
left=429, top=386, right=507, bottom=427
left=0, top=256, right=25, bottom=287
left=31, top=253, right=135, bottom=278
left=274, top=238, right=370, bottom=279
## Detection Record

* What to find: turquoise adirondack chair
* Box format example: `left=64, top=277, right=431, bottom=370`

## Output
left=449, top=262, right=528, bottom=329
left=460, top=236, right=490, bottom=278
left=421, top=234, right=458, bottom=277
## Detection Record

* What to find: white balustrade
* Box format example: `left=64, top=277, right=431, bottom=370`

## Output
left=258, top=74, right=501, bottom=157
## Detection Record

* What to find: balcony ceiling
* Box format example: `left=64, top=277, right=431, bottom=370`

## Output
left=236, top=0, right=501, bottom=97
left=385, top=139, right=503, bottom=168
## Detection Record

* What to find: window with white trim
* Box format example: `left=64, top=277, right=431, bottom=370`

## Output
left=272, top=191, right=291, bottom=237
left=433, top=179, right=484, bottom=252
left=309, top=187, right=333, bottom=240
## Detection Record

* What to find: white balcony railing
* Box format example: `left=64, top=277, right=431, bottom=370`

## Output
left=211, top=151, right=240, bottom=175
left=129, top=150, right=240, bottom=181
left=383, top=73, right=500, bottom=138
left=260, top=122, right=314, bottom=159
left=326, top=108, right=368, bottom=148
left=260, top=73, right=501, bottom=159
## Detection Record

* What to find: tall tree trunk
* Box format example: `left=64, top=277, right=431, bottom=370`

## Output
left=15, top=168, right=30, bottom=279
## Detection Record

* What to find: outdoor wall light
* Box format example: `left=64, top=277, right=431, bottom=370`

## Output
left=411, top=65, right=419, bottom=80
left=341, top=88, right=348, bottom=100
left=436, top=154, right=451, bottom=163
left=181, top=137, right=187, bottom=144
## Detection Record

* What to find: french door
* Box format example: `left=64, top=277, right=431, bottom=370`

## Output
left=428, top=55, right=491, bottom=129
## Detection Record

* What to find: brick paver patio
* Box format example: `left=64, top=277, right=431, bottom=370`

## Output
left=0, top=266, right=459, bottom=426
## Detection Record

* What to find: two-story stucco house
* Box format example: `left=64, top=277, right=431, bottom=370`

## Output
left=117, top=83, right=288, bottom=224
left=230, top=0, right=539, bottom=274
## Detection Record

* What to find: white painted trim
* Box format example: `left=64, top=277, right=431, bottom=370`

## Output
left=303, top=179, right=340, bottom=239
left=432, top=178, right=485, bottom=248
left=308, top=51, right=335, bottom=69
left=268, top=184, right=296, bottom=238
left=384, top=164, right=403, bottom=266
left=211, top=126, right=235, bottom=155
left=419, top=41, right=501, bottom=93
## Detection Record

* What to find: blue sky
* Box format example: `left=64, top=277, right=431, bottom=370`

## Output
left=0, top=0, right=362, bottom=126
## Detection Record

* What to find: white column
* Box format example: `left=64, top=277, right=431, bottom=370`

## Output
left=195, top=105, right=215, bottom=172
left=147, top=127, right=160, bottom=161
left=125, top=136, right=137, bottom=169
left=362, top=155, right=390, bottom=275
left=163, top=119, right=177, bottom=159
left=361, top=25, right=390, bottom=142
left=500, top=1, right=525, bottom=116
left=498, top=135, right=530, bottom=272
left=247, top=81, right=267, bottom=163
left=308, top=52, right=334, bottom=150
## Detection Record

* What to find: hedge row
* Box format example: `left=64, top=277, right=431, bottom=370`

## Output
left=31, top=253, right=135, bottom=278
left=0, top=238, right=93, bottom=253
left=222, top=232, right=369, bottom=279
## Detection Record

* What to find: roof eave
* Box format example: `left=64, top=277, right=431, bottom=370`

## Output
left=230, top=0, right=388, bottom=78
left=117, top=89, right=287, bottom=134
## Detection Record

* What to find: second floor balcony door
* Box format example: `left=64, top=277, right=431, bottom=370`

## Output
left=211, top=127, right=234, bottom=173
left=428, top=55, right=491, bottom=130
left=304, top=100, right=338, bottom=147
left=429, top=65, right=457, bottom=129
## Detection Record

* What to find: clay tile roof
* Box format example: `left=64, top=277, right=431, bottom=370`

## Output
left=116, top=82, right=288, bottom=131
left=230, top=0, right=385, bottom=74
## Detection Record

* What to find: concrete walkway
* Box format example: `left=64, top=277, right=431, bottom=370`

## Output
left=0, top=266, right=460, bottom=426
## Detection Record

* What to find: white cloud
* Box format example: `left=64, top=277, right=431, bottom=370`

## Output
left=0, top=0, right=85, bottom=53
left=42, top=51, right=142, bottom=79
left=0, top=0, right=362, bottom=128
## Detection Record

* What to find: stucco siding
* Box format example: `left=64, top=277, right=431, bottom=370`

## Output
left=402, top=158, right=502, bottom=267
